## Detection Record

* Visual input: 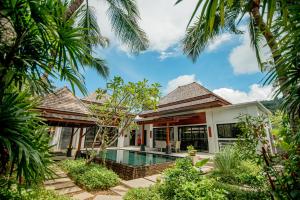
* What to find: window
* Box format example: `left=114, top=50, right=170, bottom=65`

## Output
left=178, top=126, right=208, bottom=151
left=153, top=127, right=174, bottom=141
left=217, top=123, right=241, bottom=138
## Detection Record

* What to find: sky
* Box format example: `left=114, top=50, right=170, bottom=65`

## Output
left=54, top=0, right=274, bottom=104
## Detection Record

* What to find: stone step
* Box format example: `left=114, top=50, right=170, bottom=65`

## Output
left=93, top=195, right=122, bottom=200
left=57, top=186, right=82, bottom=195
left=45, top=181, right=75, bottom=190
left=121, top=178, right=155, bottom=189
left=110, top=185, right=129, bottom=196
left=72, top=192, right=94, bottom=200
left=44, top=177, right=72, bottom=185
left=144, top=174, right=161, bottom=183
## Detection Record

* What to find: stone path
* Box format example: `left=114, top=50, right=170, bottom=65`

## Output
left=44, top=166, right=161, bottom=200
left=44, top=169, right=94, bottom=200
left=45, top=159, right=213, bottom=200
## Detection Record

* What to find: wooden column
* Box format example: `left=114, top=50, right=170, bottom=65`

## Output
left=140, top=124, right=145, bottom=151
left=166, top=122, right=171, bottom=154
left=166, top=123, right=170, bottom=145
left=75, top=128, right=83, bottom=159
left=141, top=124, right=144, bottom=144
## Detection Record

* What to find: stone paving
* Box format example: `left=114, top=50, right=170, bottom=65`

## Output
left=45, top=158, right=214, bottom=200
left=44, top=166, right=161, bottom=200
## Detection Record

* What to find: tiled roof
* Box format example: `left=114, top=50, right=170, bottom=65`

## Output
left=159, top=82, right=229, bottom=107
left=81, top=92, right=110, bottom=104
left=38, top=87, right=89, bottom=115
left=140, top=82, right=231, bottom=117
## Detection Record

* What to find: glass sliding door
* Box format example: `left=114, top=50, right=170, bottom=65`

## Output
left=178, top=125, right=208, bottom=151
left=153, top=127, right=174, bottom=148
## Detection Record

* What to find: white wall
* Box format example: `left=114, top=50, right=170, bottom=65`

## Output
left=209, top=104, right=266, bottom=153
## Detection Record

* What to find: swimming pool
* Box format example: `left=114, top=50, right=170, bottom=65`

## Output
left=101, top=149, right=176, bottom=166
left=95, top=149, right=177, bottom=180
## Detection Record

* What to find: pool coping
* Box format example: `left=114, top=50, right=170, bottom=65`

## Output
left=97, top=149, right=179, bottom=168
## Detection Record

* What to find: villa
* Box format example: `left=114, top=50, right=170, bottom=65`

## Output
left=40, top=82, right=273, bottom=156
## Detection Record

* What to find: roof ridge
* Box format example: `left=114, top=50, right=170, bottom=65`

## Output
left=159, top=82, right=231, bottom=106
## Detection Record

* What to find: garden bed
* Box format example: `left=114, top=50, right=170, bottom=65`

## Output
left=58, top=159, right=119, bottom=191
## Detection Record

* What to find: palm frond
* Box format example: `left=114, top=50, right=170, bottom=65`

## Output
left=106, top=0, right=149, bottom=53
left=77, top=2, right=109, bottom=50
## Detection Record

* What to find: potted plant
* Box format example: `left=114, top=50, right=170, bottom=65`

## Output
left=187, top=145, right=197, bottom=156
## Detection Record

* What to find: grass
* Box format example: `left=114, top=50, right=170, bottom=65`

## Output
left=58, top=159, right=119, bottom=191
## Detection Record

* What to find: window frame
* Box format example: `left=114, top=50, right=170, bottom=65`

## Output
left=216, top=123, right=242, bottom=139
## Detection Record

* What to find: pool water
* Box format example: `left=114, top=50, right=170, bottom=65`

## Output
left=99, top=149, right=177, bottom=166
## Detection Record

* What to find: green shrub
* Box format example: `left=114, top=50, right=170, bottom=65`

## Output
left=212, top=160, right=266, bottom=187
left=76, top=167, right=119, bottom=191
left=59, top=159, right=86, bottom=172
left=59, top=159, right=119, bottom=191
left=215, top=182, right=271, bottom=200
left=174, top=178, right=227, bottom=200
left=123, top=186, right=162, bottom=200
left=234, top=160, right=266, bottom=186
left=0, top=186, right=71, bottom=200
left=159, top=158, right=201, bottom=199
left=214, top=146, right=240, bottom=175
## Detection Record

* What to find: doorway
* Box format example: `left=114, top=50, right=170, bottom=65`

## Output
left=130, top=130, right=136, bottom=146
left=143, top=130, right=147, bottom=146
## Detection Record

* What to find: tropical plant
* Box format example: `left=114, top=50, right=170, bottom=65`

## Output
left=84, top=76, right=160, bottom=163
left=214, top=145, right=240, bottom=175
left=59, top=159, right=119, bottom=191
left=159, top=158, right=202, bottom=199
left=237, top=114, right=300, bottom=199
left=0, top=89, right=52, bottom=185
left=177, top=0, right=300, bottom=123
left=174, top=178, right=227, bottom=200
left=0, top=0, right=148, bottom=96
left=0, top=0, right=148, bottom=187
left=123, top=186, right=162, bottom=200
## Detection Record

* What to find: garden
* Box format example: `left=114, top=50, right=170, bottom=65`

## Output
left=58, top=159, right=119, bottom=191
left=1, top=0, right=299, bottom=199
left=124, top=145, right=270, bottom=200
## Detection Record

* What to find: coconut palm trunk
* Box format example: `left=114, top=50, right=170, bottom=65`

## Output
left=250, top=0, right=287, bottom=95
left=66, top=0, right=85, bottom=19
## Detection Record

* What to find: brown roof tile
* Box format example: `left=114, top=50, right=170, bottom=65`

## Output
left=81, top=92, right=110, bottom=104
left=159, top=82, right=209, bottom=106
left=140, top=82, right=231, bottom=117
left=38, top=87, right=89, bottom=115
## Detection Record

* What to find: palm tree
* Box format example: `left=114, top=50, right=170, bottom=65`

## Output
left=66, top=0, right=148, bottom=53
left=41, top=0, right=149, bottom=81
left=176, top=0, right=290, bottom=94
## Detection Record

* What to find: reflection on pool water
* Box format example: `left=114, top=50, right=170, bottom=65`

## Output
left=99, top=149, right=177, bottom=166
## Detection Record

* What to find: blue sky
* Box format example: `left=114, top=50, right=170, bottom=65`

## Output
left=54, top=0, right=273, bottom=104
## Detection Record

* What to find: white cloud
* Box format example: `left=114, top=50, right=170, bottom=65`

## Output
left=228, top=30, right=260, bottom=74
left=213, top=84, right=274, bottom=104
left=159, top=45, right=181, bottom=60
left=89, top=0, right=197, bottom=54
left=165, top=74, right=201, bottom=94
left=207, top=33, right=232, bottom=52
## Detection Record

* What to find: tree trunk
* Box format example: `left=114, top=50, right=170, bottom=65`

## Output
left=250, top=0, right=287, bottom=95
left=66, top=0, right=85, bottom=20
